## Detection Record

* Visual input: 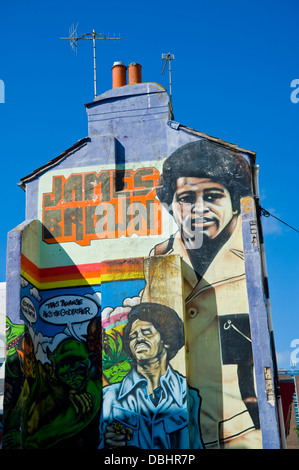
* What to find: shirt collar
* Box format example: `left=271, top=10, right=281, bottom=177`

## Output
left=118, top=365, right=184, bottom=406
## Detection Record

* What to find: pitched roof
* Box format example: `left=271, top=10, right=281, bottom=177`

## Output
left=18, top=137, right=90, bottom=190
left=178, top=124, right=256, bottom=163
left=18, top=125, right=256, bottom=191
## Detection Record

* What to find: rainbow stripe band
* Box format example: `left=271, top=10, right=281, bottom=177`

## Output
left=21, top=254, right=145, bottom=290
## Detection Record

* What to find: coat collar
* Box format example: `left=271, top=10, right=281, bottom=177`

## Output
left=171, top=216, right=245, bottom=291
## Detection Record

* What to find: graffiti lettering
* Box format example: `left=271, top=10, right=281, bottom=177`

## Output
left=42, top=307, right=92, bottom=319
left=21, top=296, right=37, bottom=323
left=42, top=167, right=161, bottom=245
left=249, top=220, right=259, bottom=247
left=39, top=295, right=98, bottom=325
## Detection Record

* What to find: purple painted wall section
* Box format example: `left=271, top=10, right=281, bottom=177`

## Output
left=241, top=197, right=281, bottom=448
left=6, top=221, right=34, bottom=326
left=24, top=84, right=199, bottom=221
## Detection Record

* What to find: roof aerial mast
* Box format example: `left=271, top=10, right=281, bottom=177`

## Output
left=161, top=53, right=175, bottom=107
left=60, top=24, right=121, bottom=98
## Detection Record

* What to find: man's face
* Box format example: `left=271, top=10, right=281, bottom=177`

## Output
left=128, top=319, right=166, bottom=362
left=172, top=177, right=234, bottom=242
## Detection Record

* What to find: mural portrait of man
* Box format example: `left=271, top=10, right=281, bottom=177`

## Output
left=99, top=302, right=204, bottom=449
left=147, top=139, right=262, bottom=449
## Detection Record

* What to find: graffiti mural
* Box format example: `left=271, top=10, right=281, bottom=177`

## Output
left=144, top=139, right=262, bottom=448
left=99, top=256, right=204, bottom=449
left=100, top=302, right=203, bottom=449
left=3, top=277, right=103, bottom=449
left=42, top=167, right=161, bottom=246
left=3, top=136, right=269, bottom=449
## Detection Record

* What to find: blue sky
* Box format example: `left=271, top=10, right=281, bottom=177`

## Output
left=0, top=0, right=298, bottom=369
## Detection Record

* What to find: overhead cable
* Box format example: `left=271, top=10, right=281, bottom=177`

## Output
left=260, top=207, right=299, bottom=233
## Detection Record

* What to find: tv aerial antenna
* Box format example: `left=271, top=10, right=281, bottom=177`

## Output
left=161, top=53, right=175, bottom=106
left=61, top=24, right=121, bottom=98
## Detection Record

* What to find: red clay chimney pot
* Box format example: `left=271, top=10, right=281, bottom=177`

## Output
left=128, top=63, right=142, bottom=84
left=112, top=62, right=127, bottom=88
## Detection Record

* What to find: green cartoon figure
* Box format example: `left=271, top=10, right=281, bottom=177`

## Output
left=5, top=317, right=25, bottom=377
left=23, top=337, right=102, bottom=449
left=2, top=318, right=26, bottom=449
left=102, top=329, right=131, bottom=385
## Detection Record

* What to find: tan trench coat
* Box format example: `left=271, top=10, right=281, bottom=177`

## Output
left=142, top=217, right=262, bottom=448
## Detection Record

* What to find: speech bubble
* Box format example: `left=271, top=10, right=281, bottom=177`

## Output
left=39, top=295, right=99, bottom=325
left=21, top=296, right=37, bottom=324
